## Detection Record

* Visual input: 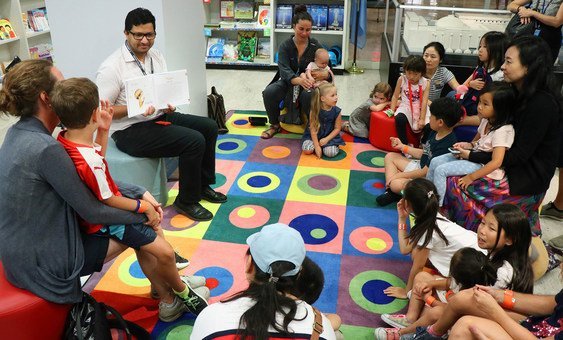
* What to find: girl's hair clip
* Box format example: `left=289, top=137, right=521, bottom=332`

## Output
left=269, top=274, right=279, bottom=283
left=427, top=190, right=434, bottom=198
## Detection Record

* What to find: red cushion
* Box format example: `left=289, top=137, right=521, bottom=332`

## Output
left=369, top=111, right=421, bottom=152
left=0, top=262, right=70, bottom=340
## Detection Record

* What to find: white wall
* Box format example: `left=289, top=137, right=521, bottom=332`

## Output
left=45, top=0, right=207, bottom=116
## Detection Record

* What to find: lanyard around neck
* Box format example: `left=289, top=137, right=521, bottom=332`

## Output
left=125, top=41, right=153, bottom=76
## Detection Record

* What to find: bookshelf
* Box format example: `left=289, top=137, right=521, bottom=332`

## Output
left=203, top=0, right=350, bottom=71
left=0, top=0, right=52, bottom=74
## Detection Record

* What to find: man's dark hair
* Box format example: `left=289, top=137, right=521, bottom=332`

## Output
left=430, top=97, right=463, bottom=127
left=125, top=8, right=156, bottom=32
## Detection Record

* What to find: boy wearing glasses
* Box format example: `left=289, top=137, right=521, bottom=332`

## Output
left=96, top=8, right=226, bottom=222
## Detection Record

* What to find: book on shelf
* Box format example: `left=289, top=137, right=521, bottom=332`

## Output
left=29, top=43, right=53, bottom=61
left=235, top=21, right=256, bottom=29
left=125, top=70, right=190, bottom=118
left=234, top=0, right=254, bottom=20
left=27, top=7, right=50, bottom=32
left=257, top=37, right=271, bottom=59
left=0, top=19, right=17, bottom=40
left=257, top=5, right=271, bottom=28
left=222, top=40, right=238, bottom=61
left=206, top=38, right=225, bottom=62
left=219, top=21, right=236, bottom=29
left=21, top=12, right=33, bottom=34
left=276, top=4, right=293, bottom=29
left=310, top=5, right=328, bottom=31
left=220, top=0, right=235, bottom=19
left=328, top=5, right=344, bottom=30
left=237, top=31, right=257, bottom=62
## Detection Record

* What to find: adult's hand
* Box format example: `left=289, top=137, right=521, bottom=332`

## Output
left=518, top=7, right=535, bottom=24
left=163, top=104, right=176, bottom=114
left=299, top=76, right=314, bottom=90
left=142, top=105, right=156, bottom=117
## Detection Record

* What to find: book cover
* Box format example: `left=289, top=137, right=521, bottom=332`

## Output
left=328, top=5, right=344, bottom=30
left=257, top=5, right=271, bottom=27
left=125, top=70, right=190, bottom=117
left=0, top=19, right=16, bottom=40
left=31, top=8, right=48, bottom=31
left=237, top=31, right=256, bottom=62
left=276, top=4, right=293, bottom=29
left=310, top=5, right=328, bottom=31
left=234, top=0, right=254, bottom=20
left=21, top=12, right=33, bottom=33
left=220, top=0, right=234, bottom=19
left=206, top=38, right=225, bottom=62
left=222, top=40, right=238, bottom=61
left=257, top=37, right=271, bottom=58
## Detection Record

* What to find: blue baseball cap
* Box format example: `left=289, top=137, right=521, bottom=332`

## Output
left=246, top=223, right=306, bottom=277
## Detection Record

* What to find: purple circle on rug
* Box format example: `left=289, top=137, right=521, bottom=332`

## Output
left=247, top=175, right=271, bottom=188
left=234, top=119, right=248, bottom=125
left=307, top=175, right=338, bottom=190
left=218, top=141, right=238, bottom=151
left=362, top=279, right=394, bottom=305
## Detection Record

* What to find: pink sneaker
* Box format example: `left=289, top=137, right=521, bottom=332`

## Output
left=374, top=327, right=401, bottom=340
left=381, top=313, right=411, bottom=329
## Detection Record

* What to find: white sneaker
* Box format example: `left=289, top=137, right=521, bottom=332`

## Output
left=158, top=296, right=188, bottom=322
left=182, top=275, right=206, bottom=288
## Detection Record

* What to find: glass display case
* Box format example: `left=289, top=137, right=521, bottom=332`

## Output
left=383, top=0, right=512, bottom=63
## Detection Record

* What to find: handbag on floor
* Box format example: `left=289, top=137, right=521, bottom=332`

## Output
left=64, top=292, right=150, bottom=340
left=207, top=86, right=229, bottom=134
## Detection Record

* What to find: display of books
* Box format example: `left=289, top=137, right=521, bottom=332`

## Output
left=0, top=19, right=16, bottom=40
left=237, top=31, right=257, bottom=62
left=328, top=5, right=344, bottom=30
left=220, top=21, right=236, bottom=29
left=310, top=5, right=328, bottom=31
left=236, top=21, right=256, bottom=29
left=29, top=43, right=53, bottom=60
left=220, top=0, right=235, bottom=19
left=234, top=0, right=254, bottom=20
left=206, top=37, right=225, bottom=62
left=257, top=5, right=271, bottom=28
left=276, top=5, right=293, bottom=29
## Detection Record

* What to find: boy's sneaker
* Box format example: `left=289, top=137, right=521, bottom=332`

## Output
left=413, top=326, right=446, bottom=340
left=178, top=276, right=209, bottom=315
left=540, top=202, right=563, bottom=221
left=175, top=251, right=190, bottom=270
left=376, top=190, right=402, bottom=207
left=158, top=296, right=187, bottom=322
left=193, top=285, right=211, bottom=301
left=381, top=314, right=411, bottom=329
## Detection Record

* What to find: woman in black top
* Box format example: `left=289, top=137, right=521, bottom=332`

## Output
left=442, top=36, right=561, bottom=279
left=261, top=5, right=331, bottom=139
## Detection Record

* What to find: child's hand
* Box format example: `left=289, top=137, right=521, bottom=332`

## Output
left=314, top=145, right=322, bottom=159
left=163, top=104, right=176, bottom=114
left=417, top=120, right=426, bottom=131
left=414, top=281, right=432, bottom=297
left=97, top=100, right=114, bottom=131
left=142, top=191, right=163, bottom=221
left=144, top=202, right=161, bottom=228
left=397, top=199, right=409, bottom=220
left=454, top=142, right=473, bottom=150
left=458, top=148, right=470, bottom=160
left=319, top=137, right=328, bottom=146
left=458, top=175, right=474, bottom=189
left=473, top=287, right=504, bottom=317
left=474, top=285, right=504, bottom=304
left=383, top=286, right=407, bottom=299
left=469, top=79, right=485, bottom=90
left=389, top=137, right=403, bottom=150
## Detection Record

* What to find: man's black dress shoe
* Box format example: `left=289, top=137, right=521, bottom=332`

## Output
left=201, top=186, right=227, bottom=203
left=173, top=201, right=213, bottom=221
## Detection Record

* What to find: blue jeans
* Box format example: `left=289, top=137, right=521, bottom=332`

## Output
left=427, top=153, right=481, bottom=205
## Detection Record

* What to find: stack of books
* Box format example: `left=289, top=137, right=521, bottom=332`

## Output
left=23, top=7, right=50, bottom=33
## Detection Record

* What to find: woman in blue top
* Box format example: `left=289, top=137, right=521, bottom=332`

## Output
left=302, top=83, right=344, bottom=158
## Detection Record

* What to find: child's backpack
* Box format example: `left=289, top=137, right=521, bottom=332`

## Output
left=207, top=86, right=229, bottom=134
left=457, top=66, right=492, bottom=116
left=64, top=292, right=150, bottom=340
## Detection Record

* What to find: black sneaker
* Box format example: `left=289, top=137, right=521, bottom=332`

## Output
left=376, top=190, right=402, bottom=207
left=177, top=277, right=209, bottom=315
left=174, top=251, right=190, bottom=270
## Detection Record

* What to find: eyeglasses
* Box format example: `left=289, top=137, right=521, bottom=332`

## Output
left=128, top=31, right=156, bottom=41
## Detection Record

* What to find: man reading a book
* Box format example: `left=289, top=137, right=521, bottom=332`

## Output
left=96, top=7, right=226, bottom=222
